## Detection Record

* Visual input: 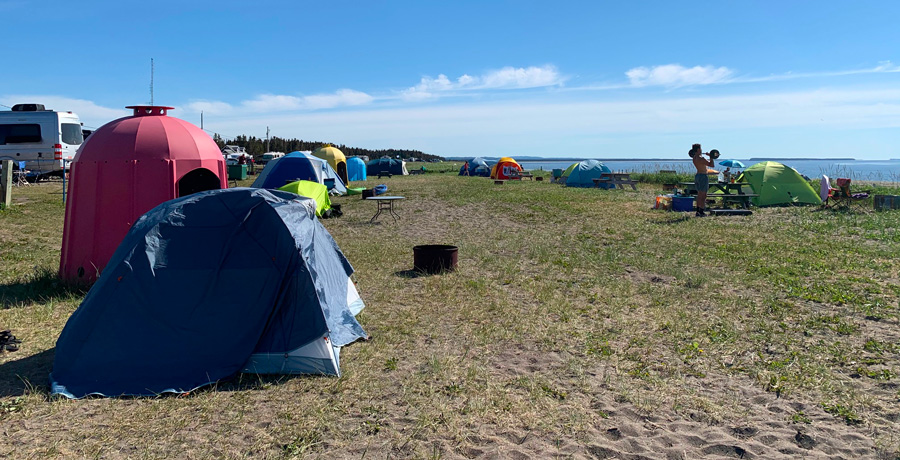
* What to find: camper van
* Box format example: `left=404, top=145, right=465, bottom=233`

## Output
left=0, top=103, right=83, bottom=176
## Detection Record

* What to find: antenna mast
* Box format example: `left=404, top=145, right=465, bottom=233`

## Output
left=150, top=58, right=154, bottom=106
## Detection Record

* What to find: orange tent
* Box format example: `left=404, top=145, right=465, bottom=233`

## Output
left=490, top=157, right=523, bottom=180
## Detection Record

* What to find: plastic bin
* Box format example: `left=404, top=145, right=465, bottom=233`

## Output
left=672, top=196, right=694, bottom=212
left=227, top=164, right=247, bottom=180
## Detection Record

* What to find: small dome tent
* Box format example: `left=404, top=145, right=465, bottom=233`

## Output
left=60, top=106, right=227, bottom=284
left=367, top=157, right=409, bottom=176
left=252, top=151, right=347, bottom=195
left=279, top=180, right=332, bottom=217
left=312, top=145, right=348, bottom=185
left=50, top=188, right=366, bottom=398
left=458, top=157, right=492, bottom=177
left=565, top=160, right=612, bottom=188
left=347, top=157, right=367, bottom=181
left=490, top=157, right=523, bottom=180
left=739, top=161, right=822, bottom=206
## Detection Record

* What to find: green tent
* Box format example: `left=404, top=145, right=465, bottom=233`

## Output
left=278, top=180, right=332, bottom=217
left=739, top=161, right=822, bottom=206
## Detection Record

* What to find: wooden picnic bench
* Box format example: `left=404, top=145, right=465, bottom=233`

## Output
left=518, top=172, right=534, bottom=180
left=593, top=173, right=638, bottom=190
left=679, top=181, right=759, bottom=209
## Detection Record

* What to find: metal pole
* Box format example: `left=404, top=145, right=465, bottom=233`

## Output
left=62, top=159, right=67, bottom=204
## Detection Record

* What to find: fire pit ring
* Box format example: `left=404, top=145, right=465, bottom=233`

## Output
left=413, top=245, right=458, bottom=274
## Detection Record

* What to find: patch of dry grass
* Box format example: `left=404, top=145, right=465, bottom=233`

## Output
left=1, top=171, right=899, bottom=458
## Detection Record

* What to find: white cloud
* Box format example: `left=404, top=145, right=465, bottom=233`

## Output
left=626, top=64, right=734, bottom=88
left=480, top=66, right=563, bottom=89
left=183, top=89, right=374, bottom=115
left=183, top=100, right=235, bottom=115
left=401, top=65, right=564, bottom=101
left=734, top=61, right=900, bottom=84
left=199, top=87, right=900, bottom=157
left=0, top=95, right=129, bottom=126
left=302, top=89, right=374, bottom=110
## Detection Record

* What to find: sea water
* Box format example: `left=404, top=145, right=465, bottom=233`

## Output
left=517, top=159, right=900, bottom=182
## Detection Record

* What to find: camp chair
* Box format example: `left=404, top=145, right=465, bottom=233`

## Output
left=14, top=161, right=30, bottom=187
left=822, top=176, right=869, bottom=209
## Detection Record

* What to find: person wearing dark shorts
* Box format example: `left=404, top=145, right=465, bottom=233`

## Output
left=690, top=144, right=714, bottom=217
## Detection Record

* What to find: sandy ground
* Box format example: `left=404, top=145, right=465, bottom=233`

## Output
left=1, top=177, right=898, bottom=459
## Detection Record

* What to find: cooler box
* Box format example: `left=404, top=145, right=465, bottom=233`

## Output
left=227, top=164, right=248, bottom=180
left=672, top=196, right=694, bottom=212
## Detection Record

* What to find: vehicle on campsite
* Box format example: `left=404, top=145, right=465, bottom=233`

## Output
left=0, top=103, right=84, bottom=177
left=257, top=151, right=285, bottom=167
left=222, top=145, right=252, bottom=165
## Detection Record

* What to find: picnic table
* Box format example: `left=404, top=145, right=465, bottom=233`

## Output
left=518, top=172, right=534, bottom=180
left=679, top=181, right=759, bottom=209
left=593, top=173, right=637, bottom=190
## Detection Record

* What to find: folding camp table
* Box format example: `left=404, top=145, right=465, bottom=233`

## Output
left=367, top=196, right=404, bottom=223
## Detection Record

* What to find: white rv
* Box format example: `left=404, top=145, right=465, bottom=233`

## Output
left=0, top=103, right=84, bottom=176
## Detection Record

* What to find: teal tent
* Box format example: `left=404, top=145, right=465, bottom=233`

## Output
left=565, top=160, right=612, bottom=188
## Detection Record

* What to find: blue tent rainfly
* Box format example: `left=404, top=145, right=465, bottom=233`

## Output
left=50, top=188, right=367, bottom=399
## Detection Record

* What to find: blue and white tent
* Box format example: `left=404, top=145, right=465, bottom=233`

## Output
left=565, top=160, right=613, bottom=188
left=459, top=157, right=492, bottom=177
left=50, top=188, right=367, bottom=398
left=252, top=151, right=347, bottom=195
left=347, top=156, right=367, bottom=181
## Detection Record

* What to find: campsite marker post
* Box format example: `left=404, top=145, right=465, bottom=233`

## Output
left=1, top=160, right=12, bottom=209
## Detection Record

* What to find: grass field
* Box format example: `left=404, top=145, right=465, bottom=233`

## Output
left=1, top=166, right=899, bottom=459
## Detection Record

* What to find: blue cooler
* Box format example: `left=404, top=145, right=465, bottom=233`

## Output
left=672, top=196, right=694, bottom=212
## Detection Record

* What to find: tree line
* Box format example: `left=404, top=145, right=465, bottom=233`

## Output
left=212, top=134, right=443, bottom=161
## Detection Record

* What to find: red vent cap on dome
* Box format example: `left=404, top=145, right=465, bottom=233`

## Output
left=125, top=106, right=175, bottom=117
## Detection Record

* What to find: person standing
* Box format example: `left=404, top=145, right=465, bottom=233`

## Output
left=691, top=144, right=714, bottom=217
left=462, top=161, right=470, bottom=176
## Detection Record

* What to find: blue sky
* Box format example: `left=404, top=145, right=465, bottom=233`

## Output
left=2, top=0, right=899, bottom=159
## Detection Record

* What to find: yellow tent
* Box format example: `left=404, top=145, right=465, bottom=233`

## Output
left=312, top=145, right=348, bottom=185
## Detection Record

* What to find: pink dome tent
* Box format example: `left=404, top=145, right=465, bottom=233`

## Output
left=60, top=106, right=227, bottom=283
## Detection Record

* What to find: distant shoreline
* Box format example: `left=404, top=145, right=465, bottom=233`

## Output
left=447, top=157, right=863, bottom=162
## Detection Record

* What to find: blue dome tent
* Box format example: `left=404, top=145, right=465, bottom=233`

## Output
left=458, top=157, right=492, bottom=177
left=347, top=157, right=367, bottom=181
left=50, top=188, right=367, bottom=398
left=252, top=151, right=347, bottom=194
left=366, top=157, right=409, bottom=176
left=565, top=160, right=612, bottom=188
